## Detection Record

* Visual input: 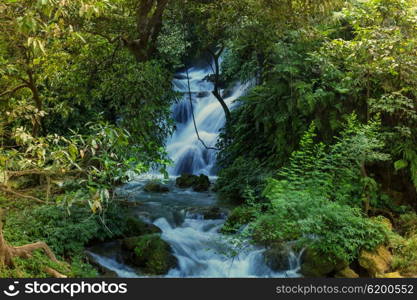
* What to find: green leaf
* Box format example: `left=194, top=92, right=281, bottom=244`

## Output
left=394, top=159, right=408, bottom=171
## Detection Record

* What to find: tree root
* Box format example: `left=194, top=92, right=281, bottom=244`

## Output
left=0, top=209, right=66, bottom=277
left=44, top=267, right=67, bottom=278
left=0, top=185, right=45, bottom=203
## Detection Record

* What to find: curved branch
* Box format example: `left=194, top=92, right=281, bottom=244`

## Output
left=0, top=84, right=28, bottom=98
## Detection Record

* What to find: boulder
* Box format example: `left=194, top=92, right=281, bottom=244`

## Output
left=263, top=243, right=291, bottom=271
left=358, top=245, right=392, bottom=277
left=124, top=217, right=161, bottom=237
left=300, top=248, right=347, bottom=277
left=335, top=267, right=359, bottom=278
left=143, top=181, right=169, bottom=193
left=187, top=206, right=227, bottom=220
left=122, top=234, right=177, bottom=275
left=175, top=173, right=211, bottom=192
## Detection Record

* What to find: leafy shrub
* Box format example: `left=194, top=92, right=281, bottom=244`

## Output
left=221, top=206, right=258, bottom=234
left=4, top=202, right=130, bottom=257
left=215, top=157, right=268, bottom=204
left=391, top=234, right=417, bottom=276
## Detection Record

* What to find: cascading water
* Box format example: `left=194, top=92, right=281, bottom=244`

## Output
left=167, top=62, right=244, bottom=176
left=88, top=60, right=302, bottom=278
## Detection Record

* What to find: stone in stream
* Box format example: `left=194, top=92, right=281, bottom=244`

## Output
left=263, top=243, right=292, bottom=271
left=186, top=206, right=228, bottom=220
left=143, top=181, right=169, bottom=193
left=121, top=234, right=177, bottom=275
left=300, top=247, right=348, bottom=277
left=175, top=173, right=210, bottom=192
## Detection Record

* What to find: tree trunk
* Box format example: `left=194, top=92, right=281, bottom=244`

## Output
left=208, top=47, right=231, bottom=124
left=27, top=70, right=43, bottom=137
left=125, top=0, right=169, bottom=61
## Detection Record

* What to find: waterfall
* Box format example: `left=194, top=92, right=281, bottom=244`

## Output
left=167, top=62, right=246, bottom=176
left=89, top=60, right=302, bottom=278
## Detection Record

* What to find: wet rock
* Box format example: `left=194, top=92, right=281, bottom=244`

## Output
left=300, top=248, right=347, bottom=277
left=143, top=181, right=169, bottom=193
left=358, top=245, right=392, bottom=277
left=263, top=243, right=291, bottom=271
left=187, top=206, right=227, bottom=220
left=193, top=174, right=211, bottom=192
left=122, top=234, right=177, bottom=275
left=125, top=217, right=161, bottom=236
left=335, top=267, right=359, bottom=278
left=175, top=173, right=211, bottom=192
left=176, top=173, right=197, bottom=188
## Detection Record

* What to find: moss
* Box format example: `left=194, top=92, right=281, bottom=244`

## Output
left=131, top=234, right=177, bottom=275
left=358, top=246, right=392, bottom=277
left=143, top=181, right=169, bottom=193
left=175, top=174, right=210, bottom=191
left=391, top=234, right=417, bottom=276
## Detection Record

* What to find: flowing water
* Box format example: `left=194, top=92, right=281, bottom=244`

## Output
left=88, top=60, right=302, bottom=278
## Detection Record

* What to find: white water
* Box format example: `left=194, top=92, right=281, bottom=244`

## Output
left=167, top=62, right=246, bottom=176
left=89, top=60, right=302, bottom=278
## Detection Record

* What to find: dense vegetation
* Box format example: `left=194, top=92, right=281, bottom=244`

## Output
left=0, top=0, right=416, bottom=278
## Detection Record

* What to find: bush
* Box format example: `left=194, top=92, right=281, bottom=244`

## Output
left=215, top=157, right=268, bottom=204
left=221, top=206, right=257, bottom=234
left=3, top=202, right=131, bottom=257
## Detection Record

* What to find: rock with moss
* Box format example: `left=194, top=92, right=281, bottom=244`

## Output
left=335, top=267, right=359, bottom=278
left=263, top=243, right=291, bottom=271
left=358, top=245, right=392, bottom=277
left=124, top=217, right=161, bottom=237
left=175, top=173, right=210, bottom=192
left=187, top=206, right=227, bottom=220
left=300, top=248, right=348, bottom=277
left=122, top=234, right=177, bottom=275
left=143, top=181, right=169, bottom=193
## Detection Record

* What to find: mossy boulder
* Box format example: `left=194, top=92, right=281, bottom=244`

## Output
left=143, top=181, right=169, bottom=193
left=300, top=248, right=348, bottom=277
left=335, top=267, right=359, bottom=278
left=263, top=243, right=291, bottom=271
left=358, top=245, right=392, bottom=277
left=187, top=206, right=227, bottom=220
left=124, top=217, right=161, bottom=237
left=175, top=173, right=210, bottom=192
left=122, top=234, right=177, bottom=275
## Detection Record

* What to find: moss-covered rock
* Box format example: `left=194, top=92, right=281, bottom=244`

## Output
left=143, top=181, right=169, bottom=193
left=300, top=248, right=347, bottom=277
left=193, top=174, right=211, bottom=192
left=123, top=234, right=177, bottom=275
left=124, top=217, right=161, bottom=237
left=187, top=206, right=227, bottom=220
left=358, top=245, right=392, bottom=277
left=335, top=267, right=359, bottom=278
left=175, top=174, right=210, bottom=192
left=263, top=243, right=291, bottom=271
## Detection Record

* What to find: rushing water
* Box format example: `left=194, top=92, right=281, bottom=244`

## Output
left=89, top=60, right=301, bottom=278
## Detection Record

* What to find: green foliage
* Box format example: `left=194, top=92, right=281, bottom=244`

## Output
left=4, top=202, right=129, bottom=257
left=215, top=157, right=268, bottom=204
left=221, top=206, right=258, bottom=234
left=244, top=118, right=390, bottom=262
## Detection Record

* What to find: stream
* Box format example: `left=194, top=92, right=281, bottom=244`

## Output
left=88, top=60, right=302, bottom=278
